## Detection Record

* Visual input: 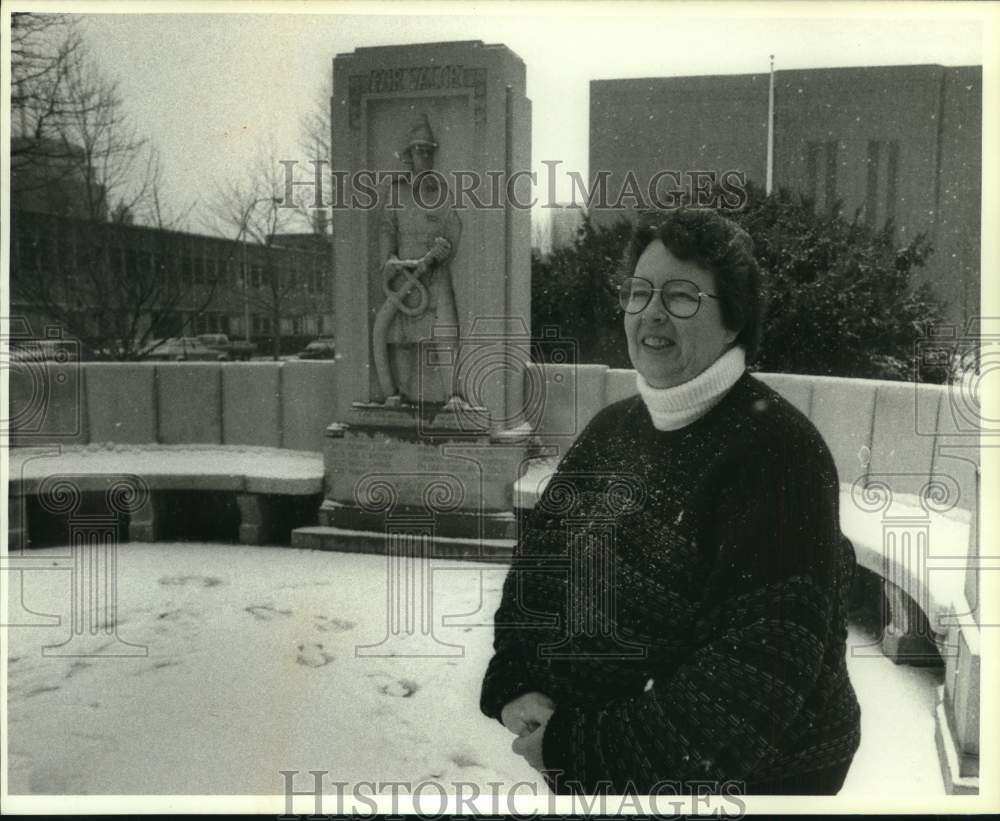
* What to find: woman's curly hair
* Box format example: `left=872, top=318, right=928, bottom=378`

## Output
left=622, top=208, right=765, bottom=358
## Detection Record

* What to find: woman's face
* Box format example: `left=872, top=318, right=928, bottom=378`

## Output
left=625, top=239, right=738, bottom=389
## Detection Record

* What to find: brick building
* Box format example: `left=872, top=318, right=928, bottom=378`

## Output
left=589, top=64, right=981, bottom=326
left=11, top=209, right=333, bottom=355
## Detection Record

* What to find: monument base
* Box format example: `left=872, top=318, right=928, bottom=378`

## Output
left=347, top=400, right=495, bottom=435
left=318, top=499, right=515, bottom=539
left=291, top=524, right=513, bottom=564
left=302, top=402, right=534, bottom=561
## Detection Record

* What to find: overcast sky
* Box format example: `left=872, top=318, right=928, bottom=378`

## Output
left=73, top=2, right=987, bottom=234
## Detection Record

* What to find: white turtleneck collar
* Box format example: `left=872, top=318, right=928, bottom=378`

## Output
left=636, top=346, right=746, bottom=431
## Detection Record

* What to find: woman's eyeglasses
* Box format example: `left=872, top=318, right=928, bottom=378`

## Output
left=617, top=277, right=719, bottom=318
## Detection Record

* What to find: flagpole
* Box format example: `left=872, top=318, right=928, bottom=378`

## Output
left=766, top=54, right=775, bottom=195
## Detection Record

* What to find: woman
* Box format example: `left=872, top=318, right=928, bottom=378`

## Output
left=480, top=208, right=861, bottom=795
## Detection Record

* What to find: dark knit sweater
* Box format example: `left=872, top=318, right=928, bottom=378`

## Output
left=480, top=373, right=862, bottom=795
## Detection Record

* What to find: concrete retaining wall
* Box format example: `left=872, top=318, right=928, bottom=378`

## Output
left=9, top=360, right=338, bottom=453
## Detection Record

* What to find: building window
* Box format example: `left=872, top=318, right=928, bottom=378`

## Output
left=804, top=139, right=840, bottom=216
left=160, top=254, right=177, bottom=289
left=57, top=239, right=76, bottom=279
left=865, top=140, right=881, bottom=230
left=18, top=235, right=41, bottom=273
left=805, top=141, right=820, bottom=205
left=885, top=141, right=899, bottom=227
left=125, top=249, right=141, bottom=278
left=110, top=247, right=125, bottom=278
left=253, top=314, right=272, bottom=334
left=79, top=243, right=102, bottom=274
left=307, top=261, right=324, bottom=293
left=192, top=312, right=231, bottom=335
left=824, top=140, right=838, bottom=214
left=155, top=311, right=183, bottom=338
left=864, top=139, right=900, bottom=232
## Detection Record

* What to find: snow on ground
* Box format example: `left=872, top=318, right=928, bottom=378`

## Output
left=6, top=542, right=944, bottom=796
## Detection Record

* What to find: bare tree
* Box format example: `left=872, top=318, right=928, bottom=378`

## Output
left=209, top=141, right=306, bottom=360
left=298, top=73, right=331, bottom=166
left=10, top=16, right=223, bottom=360
left=295, top=73, right=332, bottom=236
left=11, top=13, right=87, bottom=193
left=11, top=13, right=81, bottom=138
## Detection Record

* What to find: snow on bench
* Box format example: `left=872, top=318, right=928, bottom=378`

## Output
left=8, top=444, right=324, bottom=546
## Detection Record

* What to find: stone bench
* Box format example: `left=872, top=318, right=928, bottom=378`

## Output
left=8, top=444, right=325, bottom=547
left=6, top=359, right=339, bottom=546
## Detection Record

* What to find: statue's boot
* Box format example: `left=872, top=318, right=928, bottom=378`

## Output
left=442, top=394, right=471, bottom=412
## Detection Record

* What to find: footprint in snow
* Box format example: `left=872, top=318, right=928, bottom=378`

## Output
left=156, top=607, right=199, bottom=621
left=296, top=642, right=335, bottom=668
left=379, top=678, right=419, bottom=698
left=24, top=685, right=60, bottom=698
left=131, top=658, right=183, bottom=677
left=245, top=604, right=293, bottom=620
left=64, top=660, right=92, bottom=680
left=158, top=575, right=223, bottom=588
left=449, top=749, right=482, bottom=769
left=314, top=615, right=356, bottom=633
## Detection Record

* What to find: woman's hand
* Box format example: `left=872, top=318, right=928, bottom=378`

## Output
left=511, top=723, right=547, bottom=772
left=501, top=691, right=555, bottom=737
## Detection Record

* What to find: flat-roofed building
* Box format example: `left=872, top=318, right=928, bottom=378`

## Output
left=589, top=64, right=981, bottom=325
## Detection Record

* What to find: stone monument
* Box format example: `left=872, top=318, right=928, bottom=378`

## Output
left=293, top=41, right=536, bottom=563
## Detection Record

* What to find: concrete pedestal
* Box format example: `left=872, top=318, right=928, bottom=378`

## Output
left=292, top=403, right=534, bottom=561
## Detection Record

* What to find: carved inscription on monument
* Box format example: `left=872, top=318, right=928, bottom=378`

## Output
left=327, top=433, right=521, bottom=511
left=359, top=65, right=469, bottom=93
left=347, top=67, right=487, bottom=128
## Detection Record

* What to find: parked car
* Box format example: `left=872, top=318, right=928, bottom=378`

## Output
left=296, top=337, right=337, bottom=360
left=197, top=333, right=257, bottom=361
left=141, top=337, right=222, bottom=362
